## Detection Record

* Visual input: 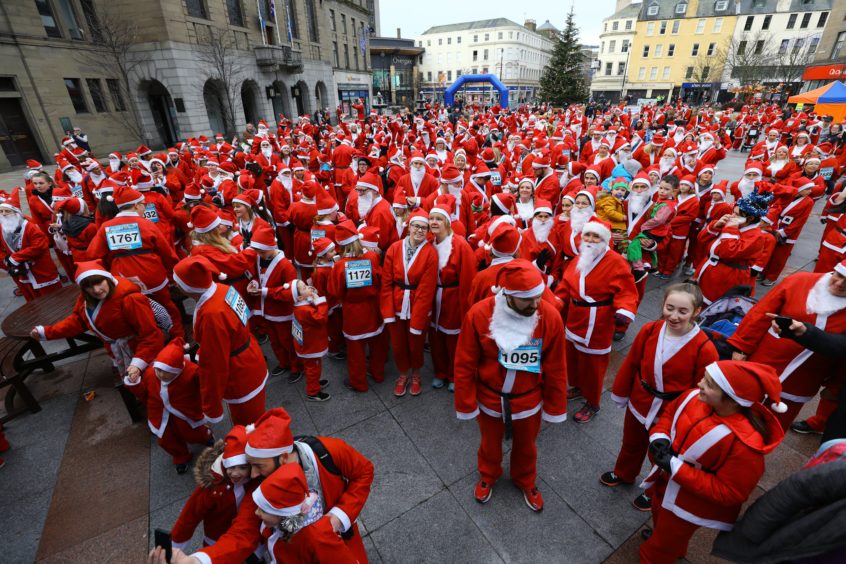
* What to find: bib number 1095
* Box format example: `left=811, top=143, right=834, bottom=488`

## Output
left=498, top=339, right=542, bottom=374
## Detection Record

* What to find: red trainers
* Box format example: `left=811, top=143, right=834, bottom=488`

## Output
left=574, top=402, right=600, bottom=424
left=474, top=480, right=493, bottom=503
left=409, top=372, right=422, bottom=396
left=522, top=487, right=544, bottom=512
left=393, top=375, right=409, bottom=397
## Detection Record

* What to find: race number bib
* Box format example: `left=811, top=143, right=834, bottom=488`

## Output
left=311, top=229, right=326, bottom=242
left=498, top=338, right=542, bottom=374
left=821, top=167, right=834, bottom=181
left=344, top=260, right=373, bottom=288
left=224, top=286, right=249, bottom=326
left=292, top=317, right=304, bottom=346
left=143, top=203, right=160, bottom=223
left=105, top=223, right=142, bottom=251
left=71, top=184, right=84, bottom=198
left=490, top=171, right=502, bottom=186
left=562, top=149, right=571, bottom=158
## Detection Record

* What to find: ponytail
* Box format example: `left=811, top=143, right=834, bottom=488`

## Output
left=740, top=406, right=770, bottom=445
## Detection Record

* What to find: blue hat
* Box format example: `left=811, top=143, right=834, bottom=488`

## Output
left=736, top=188, right=773, bottom=219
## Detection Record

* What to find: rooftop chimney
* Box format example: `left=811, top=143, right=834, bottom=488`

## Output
left=524, top=19, right=536, bottom=32
left=397, top=27, right=401, bottom=39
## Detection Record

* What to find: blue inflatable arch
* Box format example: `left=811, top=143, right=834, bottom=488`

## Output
left=444, top=74, right=509, bottom=108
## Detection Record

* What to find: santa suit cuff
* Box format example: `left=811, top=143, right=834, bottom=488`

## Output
left=541, top=410, right=567, bottom=423
left=383, top=317, right=396, bottom=324
left=409, top=327, right=423, bottom=336
left=204, top=411, right=224, bottom=424
left=123, top=375, right=141, bottom=387
left=456, top=408, right=479, bottom=420
left=191, top=551, right=213, bottom=564
left=171, top=540, right=189, bottom=551
left=35, top=325, right=46, bottom=341
left=615, top=309, right=636, bottom=321
left=777, top=229, right=787, bottom=239
left=649, top=432, right=671, bottom=443
left=669, top=456, right=684, bottom=477
left=328, top=507, right=352, bottom=532
left=129, top=357, right=148, bottom=371
left=8, top=257, right=19, bottom=266
left=610, top=393, right=628, bottom=408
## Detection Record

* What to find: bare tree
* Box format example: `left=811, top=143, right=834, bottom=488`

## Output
left=773, top=34, right=819, bottom=97
left=690, top=47, right=726, bottom=105
left=196, top=27, right=244, bottom=139
left=723, top=31, right=776, bottom=87
left=75, top=5, right=146, bottom=144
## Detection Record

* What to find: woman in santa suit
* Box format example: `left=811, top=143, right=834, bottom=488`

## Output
left=428, top=195, right=477, bottom=391
left=231, top=188, right=274, bottom=250
left=513, top=177, right=536, bottom=229
left=789, top=130, right=815, bottom=161
left=518, top=200, right=556, bottom=266
left=601, top=283, right=718, bottom=511
left=638, top=361, right=785, bottom=563
left=381, top=210, right=438, bottom=397
left=694, top=189, right=773, bottom=305
left=288, top=180, right=319, bottom=278
left=188, top=206, right=255, bottom=298
left=657, top=175, right=699, bottom=278
left=32, top=260, right=165, bottom=383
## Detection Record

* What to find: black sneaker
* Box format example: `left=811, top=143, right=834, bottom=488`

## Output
left=613, top=331, right=626, bottom=342
left=271, top=365, right=287, bottom=377
left=790, top=420, right=822, bottom=435
left=256, top=334, right=269, bottom=345
left=633, top=270, right=649, bottom=283
left=640, top=527, right=653, bottom=540
left=632, top=493, right=651, bottom=512
left=319, top=379, right=329, bottom=388
left=599, top=471, right=630, bottom=487
left=176, top=463, right=189, bottom=474
left=328, top=351, right=346, bottom=360
left=306, top=392, right=331, bottom=402
left=287, top=372, right=303, bottom=384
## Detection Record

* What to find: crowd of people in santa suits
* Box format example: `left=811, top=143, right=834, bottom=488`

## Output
left=1, top=97, right=846, bottom=563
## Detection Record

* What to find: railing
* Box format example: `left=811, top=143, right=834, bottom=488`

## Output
left=254, top=45, right=304, bottom=72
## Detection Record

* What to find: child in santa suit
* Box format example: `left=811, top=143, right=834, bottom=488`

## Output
left=53, top=196, right=97, bottom=264
left=309, top=237, right=344, bottom=359
left=171, top=426, right=259, bottom=552
left=639, top=361, right=785, bottom=563
left=124, top=337, right=213, bottom=473
left=291, top=281, right=331, bottom=402
left=601, top=283, right=718, bottom=511
left=656, top=176, right=699, bottom=278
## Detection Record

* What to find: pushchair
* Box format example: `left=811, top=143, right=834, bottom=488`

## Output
left=740, top=126, right=760, bottom=152
left=698, top=285, right=758, bottom=359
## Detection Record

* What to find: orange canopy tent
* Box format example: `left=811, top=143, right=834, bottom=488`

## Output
left=788, top=81, right=846, bottom=122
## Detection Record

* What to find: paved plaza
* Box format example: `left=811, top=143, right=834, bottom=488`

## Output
left=0, top=150, right=825, bottom=563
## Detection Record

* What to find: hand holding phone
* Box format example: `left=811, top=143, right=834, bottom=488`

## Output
left=154, top=528, right=172, bottom=563
left=773, top=315, right=794, bottom=333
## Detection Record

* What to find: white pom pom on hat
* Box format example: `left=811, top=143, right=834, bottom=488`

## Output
left=771, top=401, right=788, bottom=414
left=218, top=273, right=228, bottom=281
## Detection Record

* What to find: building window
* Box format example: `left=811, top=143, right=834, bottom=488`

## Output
left=754, top=39, right=764, bottom=54
left=64, top=78, right=88, bottom=113
left=818, top=12, right=829, bottom=28
left=695, top=19, right=705, bottom=34
left=457, top=36, right=461, bottom=43
left=286, top=0, right=299, bottom=38
left=604, top=22, right=608, bottom=32
left=427, top=71, right=432, bottom=82
left=761, top=15, right=771, bottom=30
left=473, top=35, right=478, bottom=42
left=809, top=36, right=820, bottom=54
left=612, top=21, right=619, bottom=31
left=609, top=40, right=616, bottom=53
left=35, top=0, right=62, bottom=38
left=438, top=38, right=442, bottom=45
left=707, top=42, right=716, bottom=56
left=834, top=32, right=846, bottom=58
left=472, top=67, right=477, bottom=74
left=605, top=62, right=613, bottom=75
left=638, top=66, right=646, bottom=79
left=675, top=2, right=687, bottom=14
left=787, top=13, right=797, bottom=29
left=650, top=66, right=658, bottom=79
left=618, top=62, right=626, bottom=75
left=85, top=78, right=106, bottom=112
left=79, top=0, right=101, bottom=42
left=744, top=16, right=754, bottom=31
left=662, top=66, right=670, bottom=79
left=714, top=0, right=728, bottom=9
left=793, top=37, right=805, bottom=54
left=304, top=0, right=318, bottom=42
left=484, top=33, right=489, bottom=40
left=655, top=44, right=663, bottom=57
left=643, top=44, right=650, bottom=57
left=343, top=44, right=349, bottom=68
left=447, top=37, right=451, bottom=44
left=800, top=13, right=811, bottom=29
left=351, top=18, right=356, bottom=37
left=685, top=66, right=693, bottom=79
left=660, top=21, right=667, bottom=34
left=186, top=0, right=207, bottom=19
left=482, top=66, right=488, bottom=73
left=778, top=39, right=789, bottom=55
left=702, top=65, right=711, bottom=79
left=106, top=79, right=125, bottom=111
left=340, top=13, right=346, bottom=35
left=667, top=43, right=675, bottom=56
left=498, top=31, right=503, bottom=39
left=55, top=0, right=84, bottom=39
left=622, top=39, right=629, bottom=52
left=472, top=50, right=478, bottom=61
left=691, top=43, right=699, bottom=56
left=427, top=40, right=430, bottom=46
left=738, top=40, right=747, bottom=55
left=332, top=41, right=339, bottom=66
left=647, top=22, right=655, bottom=35
left=353, top=46, right=360, bottom=69
left=647, top=5, right=659, bottom=16
left=483, top=48, right=488, bottom=60
left=330, top=10, right=336, bottom=31
left=713, top=18, right=723, bottom=33
left=456, top=69, right=462, bottom=77
left=672, top=20, right=680, bottom=34
left=226, top=0, right=244, bottom=26
left=625, top=20, right=632, bottom=30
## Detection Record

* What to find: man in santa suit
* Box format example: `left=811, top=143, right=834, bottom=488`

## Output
left=354, top=171, right=398, bottom=256
left=753, top=129, right=784, bottom=161
left=672, top=141, right=701, bottom=179
left=729, top=162, right=768, bottom=201
left=0, top=190, right=62, bottom=301
left=173, top=256, right=268, bottom=426
left=454, top=260, right=567, bottom=512
left=588, top=140, right=616, bottom=181
left=728, top=262, right=846, bottom=430
left=394, top=152, right=439, bottom=207
left=518, top=199, right=556, bottom=264
left=579, top=128, right=605, bottom=164
left=696, top=130, right=727, bottom=167
left=633, top=135, right=666, bottom=171
left=253, top=138, right=282, bottom=187
left=554, top=219, right=639, bottom=423
left=759, top=178, right=815, bottom=286
left=86, top=184, right=184, bottom=337
left=532, top=153, right=560, bottom=206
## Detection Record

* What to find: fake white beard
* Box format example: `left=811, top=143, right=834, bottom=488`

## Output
left=571, top=206, right=592, bottom=233
left=683, top=156, right=696, bottom=168
left=699, top=139, right=713, bottom=154
left=806, top=273, right=846, bottom=317
left=618, top=150, right=632, bottom=161
left=280, top=175, right=293, bottom=192
left=769, top=160, right=787, bottom=175
left=629, top=191, right=651, bottom=216
left=507, top=141, right=517, bottom=152
left=434, top=234, right=453, bottom=269
left=261, top=147, right=273, bottom=159
left=738, top=177, right=755, bottom=198
left=577, top=241, right=605, bottom=273
left=1, top=214, right=21, bottom=234
left=531, top=218, right=553, bottom=243
left=67, top=170, right=83, bottom=184
left=660, top=157, right=675, bottom=174
left=109, top=159, right=121, bottom=173
left=516, top=200, right=534, bottom=222
left=447, top=183, right=463, bottom=198
left=357, top=190, right=375, bottom=218
left=673, top=130, right=685, bottom=142
left=489, top=292, right=539, bottom=353
left=410, top=167, right=425, bottom=187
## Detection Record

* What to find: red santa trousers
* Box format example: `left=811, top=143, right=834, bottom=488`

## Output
left=658, top=237, right=686, bottom=276
left=613, top=408, right=651, bottom=483
left=16, top=279, right=61, bottom=302
left=345, top=331, right=388, bottom=391
left=429, top=328, right=459, bottom=383
left=256, top=318, right=302, bottom=373
left=148, top=286, right=185, bottom=339
left=226, top=389, right=266, bottom=426
left=157, top=418, right=213, bottom=464
left=300, top=357, right=323, bottom=396
left=774, top=399, right=805, bottom=431
left=388, top=320, right=425, bottom=373
left=640, top=494, right=700, bottom=564
left=761, top=242, right=794, bottom=282
left=805, top=383, right=841, bottom=431
left=566, top=341, right=611, bottom=408
left=814, top=246, right=843, bottom=274
left=477, top=411, right=542, bottom=490
left=0, top=423, right=9, bottom=451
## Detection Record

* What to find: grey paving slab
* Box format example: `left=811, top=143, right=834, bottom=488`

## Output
left=302, top=376, right=386, bottom=436
left=363, top=533, right=384, bottom=564
left=369, top=488, right=504, bottom=564
left=148, top=496, right=203, bottom=552
left=612, top=312, right=651, bottom=351
left=148, top=432, right=202, bottom=513
left=568, top=390, right=632, bottom=459
left=332, top=410, right=444, bottom=533
left=264, top=375, right=318, bottom=437
left=368, top=348, right=440, bottom=411
left=449, top=473, right=614, bottom=564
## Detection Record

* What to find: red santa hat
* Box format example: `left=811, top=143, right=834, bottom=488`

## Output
left=152, top=337, right=187, bottom=375
left=54, top=197, right=86, bottom=216
left=232, top=189, right=260, bottom=210
left=245, top=408, right=294, bottom=458
left=311, top=237, right=335, bottom=258
left=407, top=209, right=429, bottom=228
left=533, top=199, right=553, bottom=216
left=131, top=169, right=155, bottom=191
left=150, top=153, right=168, bottom=170
left=108, top=151, right=122, bottom=161
left=836, top=259, right=846, bottom=278
left=315, top=188, right=338, bottom=216
left=491, top=192, right=515, bottom=215
left=0, top=189, right=22, bottom=215
left=74, top=259, right=116, bottom=286
left=440, top=164, right=462, bottom=184
left=359, top=226, right=380, bottom=250
left=651, top=134, right=665, bottom=146
left=61, top=136, right=74, bottom=147
left=803, top=155, right=821, bottom=165
left=486, top=223, right=521, bottom=258
left=25, top=159, right=43, bottom=171
left=680, top=175, right=696, bottom=190
left=429, top=193, right=456, bottom=222
left=492, top=259, right=545, bottom=298
left=409, top=151, right=426, bottom=165
left=188, top=205, right=222, bottom=233
left=252, top=461, right=308, bottom=517
left=356, top=171, right=382, bottom=193
left=335, top=219, right=361, bottom=246
left=249, top=223, right=278, bottom=251
left=630, top=172, right=652, bottom=189
left=136, top=145, right=152, bottom=157
left=568, top=161, right=587, bottom=178
left=576, top=186, right=597, bottom=209
left=697, top=165, right=715, bottom=177
left=82, top=158, right=102, bottom=172
left=183, top=182, right=204, bottom=201
left=222, top=425, right=249, bottom=468
left=531, top=154, right=551, bottom=169
left=112, top=184, right=144, bottom=207
left=744, top=162, right=765, bottom=176
left=582, top=217, right=612, bottom=244
left=793, top=176, right=815, bottom=194
left=583, top=166, right=602, bottom=182
left=173, top=255, right=225, bottom=293
left=705, top=360, right=787, bottom=413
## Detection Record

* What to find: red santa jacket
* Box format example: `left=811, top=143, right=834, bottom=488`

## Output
left=554, top=249, right=639, bottom=354
left=430, top=234, right=476, bottom=334
left=329, top=250, right=384, bottom=339
left=140, top=190, right=176, bottom=242
left=288, top=199, right=317, bottom=268
left=771, top=194, right=813, bottom=244
left=292, top=296, right=329, bottom=358
left=192, top=283, right=268, bottom=423
left=125, top=360, right=207, bottom=437
left=534, top=170, right=561, bottom=206
left=264, top=516, right=357, bottom=564
left=38, top=277, right=164, bottom=371
left=728, top=272, right=846, bottom=403
left=394, top=171, right=439, bottom=203
left=454, top=294, right=567, bottom=422
left=420, top=189, right=475, bottom=236
left=363, top=197, right=400, bottom=255
left=189, top=244, right=256, bottom=299
left=244, top=251, right=297, bottom=321
left=669, top=194, right=700, bottom=240
left=695, top=222, right=769, bottom=304
left=267, top=177, right=295, bottom=227
left=25, top=191, right=54, bottom=237
left=380, top=238, right=438, bottom=334
left=0, top=218, right=61, bottom=288
left=611, top=320, right=717, bottom=427
left=643, top=389, right=782, bottom=531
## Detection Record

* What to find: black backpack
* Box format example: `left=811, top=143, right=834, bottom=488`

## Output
left=295, top=435, right=341, bottom=476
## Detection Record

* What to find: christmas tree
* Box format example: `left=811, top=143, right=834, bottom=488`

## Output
left=539, top=9, right=588, bottom=106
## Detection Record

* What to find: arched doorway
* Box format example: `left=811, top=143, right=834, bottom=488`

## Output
left=142, top=80, right=178, bottom=148
left=314, top=81, right=328, bottom=113
left=270, top=80, right=291, bottom=123
left=292, top=80, right=311, bottom=117
left=241, top=80, right=261, bottom=126
left=203, top=79, right=227, bottom=135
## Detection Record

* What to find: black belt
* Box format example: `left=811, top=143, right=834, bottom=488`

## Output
left=713, top=258, right=749, bottom=271
left=437, top=281, right=459, bottom=289
left=639, top=378, right=683, bottom=401
left=221, top=273, right=248, bottom=285
left=572, top=297, right=613, bottom=307
left=231, top=337, right=251, bottom=357
left=113, top=248, right=155, bottom=259
left=480, top=379, right=540, bottom=440
left=837, top=227, right=846, bottom=237
left=396, top=282, right=418, bottom=290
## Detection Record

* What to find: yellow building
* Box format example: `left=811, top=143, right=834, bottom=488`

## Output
left=626, top=0, right=738, bottom=103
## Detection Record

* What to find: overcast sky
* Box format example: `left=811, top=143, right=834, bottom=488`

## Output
left=379, top=0, right=619, bottom=45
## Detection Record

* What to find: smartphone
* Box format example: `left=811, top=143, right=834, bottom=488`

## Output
left=774, top=315, right=793, bottom=333
left=154, top=528, right=172, bottom=563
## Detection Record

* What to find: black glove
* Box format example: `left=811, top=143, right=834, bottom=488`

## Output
left=649, top=438, right=671, bottom=458
left=477, top=258, right=488, bottom=272
left=654, top=447, right=674, bottom=473
left=536, top=248, right=553, bottom=271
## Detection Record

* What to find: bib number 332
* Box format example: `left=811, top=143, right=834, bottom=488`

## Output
left=498, top=339, right=542, bottom=374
